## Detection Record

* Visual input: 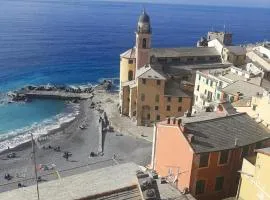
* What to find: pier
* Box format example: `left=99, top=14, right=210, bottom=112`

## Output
left=21, top=90, right=93, bottom=100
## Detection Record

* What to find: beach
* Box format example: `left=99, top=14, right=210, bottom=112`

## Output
left=0, top=89, right=152, bottom=193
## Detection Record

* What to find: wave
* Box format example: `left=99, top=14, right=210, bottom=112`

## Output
left=0, top=92, right=10, bottom=106
left=0, top=103, right=80, bottom=153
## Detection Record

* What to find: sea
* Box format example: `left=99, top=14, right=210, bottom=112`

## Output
left=0, top=0, right=269, bottom=152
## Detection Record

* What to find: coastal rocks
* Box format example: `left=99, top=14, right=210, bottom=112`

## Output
left=7, top=92, right=29, bottom=103
left=94, top=80, right=113, bottom=91
left=22, top=84, right=94, bottom=94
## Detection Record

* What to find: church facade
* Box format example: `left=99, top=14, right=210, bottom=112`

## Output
left=119, top=11, right=229, bottom=126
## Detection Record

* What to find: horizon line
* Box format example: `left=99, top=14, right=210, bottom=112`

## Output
left=95, top=0, right=270, bottom=9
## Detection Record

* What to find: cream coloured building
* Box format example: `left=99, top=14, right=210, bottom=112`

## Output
left=119, top=10, right=233, bottom=126
left=237, top=147, right=270, bottom=200
left=246, top=43, right=270, bottom=80
left=193, top=66, right=264, bottom=112
left=234, top=91, right=270, bottom=129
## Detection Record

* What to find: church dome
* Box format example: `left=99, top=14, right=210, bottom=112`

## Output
left=137, top=10, right=151, bottom=34
left=139, top=10, right=150, bottom=23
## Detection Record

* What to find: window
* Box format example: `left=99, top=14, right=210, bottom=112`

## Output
left=199, top=153, right=209, bottom=168
left=182, top=76, right=188, bottom=81
left=210, top=56, right=218, bottom=61
left=178, top=97, right=182, bottom=102
left=252, top=105, right=257, bottom=111
left=155, top=106, right=159, bottom=111
left=187, top=57, right=194, bottom=62
left=172, top=58, right=180, bottom=63
left=166, top=105, right=171, bottom=111
left=210, top=80, right=213, bottom=87
left=128, top=70, right=133, bottom=81
left=217, top=93, right=220, bottom=100
left=197, top=85, right=200, bottom=91
left=157, top=80, right=161, bottom=85
left=157, top=58, right=167, bottom=64
left=167, top=97, right=171, bottom=102
left=207, top=91, right=213, bottom=101
left=133, top=111, right=136, bottom=116
left=204, top=89, right=207, bottom=95
left=178, top=106, right=182, bottom=112
left=128, top=59, right=133, bottom=64
left=155, top=95, right=159, bottom=103
left=147, top=114, right=150, bottom=120
left=206, top=79, right=209, bottom=85
left=197, top=57, right=205, bottom=61
left=241, top=146, right=249, bottom=158
left=219, top=81, right=223, bottom=87
left=142, top=38, right=147, bottom=48
left=196, top=180, right=206, bottom=195
left=255, top=142, right=262, bottom=149
left=215, top=177, right=224, bottom=191
left=156, top=115, right=160, bottom=120
left=141, top=94, right=145, bottom=101
left=198, top=75, right=201, bottom=80
left=219, top=150, right=230, bottom=165
left=142, top=79, right=146, bottom=84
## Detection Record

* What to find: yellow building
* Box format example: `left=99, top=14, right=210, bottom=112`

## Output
left=119, top=10, right=230, bottom=126
left=237, top=147, right=270, bottom=200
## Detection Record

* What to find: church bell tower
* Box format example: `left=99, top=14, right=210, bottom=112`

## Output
left=135, top=10, right=152, bottom=70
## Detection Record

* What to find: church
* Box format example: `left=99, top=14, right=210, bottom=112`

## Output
left=119, top=10, right=240, bottom=126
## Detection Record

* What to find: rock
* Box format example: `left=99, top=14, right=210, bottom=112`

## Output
left=106, top=98, right=114, bottom=103
left=71, top=99, right=80, bottom=104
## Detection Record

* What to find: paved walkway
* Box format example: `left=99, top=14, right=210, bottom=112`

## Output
left=93, top=91, right=154, bottom=143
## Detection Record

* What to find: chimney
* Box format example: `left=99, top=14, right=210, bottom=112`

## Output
left=178, top=119, right=182, bottom=126
left=187, top=134, right=194, bottom=143
left=235, top=138, right=239, bottom=147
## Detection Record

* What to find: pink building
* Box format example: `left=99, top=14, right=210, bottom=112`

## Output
left=151, top=113, right=270, bottom=200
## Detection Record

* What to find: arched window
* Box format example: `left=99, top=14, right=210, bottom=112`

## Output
left=128, top=70, right=133, bottom=81
left=142, top=38, right=147, bottom=49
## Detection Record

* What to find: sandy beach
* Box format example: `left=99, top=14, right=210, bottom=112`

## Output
left=0, top=89, right=152, bottom=193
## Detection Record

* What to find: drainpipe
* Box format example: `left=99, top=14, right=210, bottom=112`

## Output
left=151, top=123, right=157, bottom=170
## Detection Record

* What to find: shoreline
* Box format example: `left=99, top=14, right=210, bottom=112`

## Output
left=0, top=89, right=152, bottom=193
left=0, top=100, right=86, bottom=156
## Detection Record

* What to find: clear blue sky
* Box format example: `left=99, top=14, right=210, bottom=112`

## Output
left=101, top=0, right=270, bottom=8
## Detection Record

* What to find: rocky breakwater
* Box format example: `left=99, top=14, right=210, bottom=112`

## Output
left=7, top=80, right=114, bottom=103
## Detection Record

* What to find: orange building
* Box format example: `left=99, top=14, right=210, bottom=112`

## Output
left=151, top=113, right=270, bottom=200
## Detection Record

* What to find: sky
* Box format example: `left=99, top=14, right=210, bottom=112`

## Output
left=100, top=0, right=270, bottom=8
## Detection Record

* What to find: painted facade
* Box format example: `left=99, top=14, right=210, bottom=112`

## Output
left=193, top=66, right=264, bottom=112
left=151, top=114, right=270, bottom=200
left=119, top=11, right=233, bottom=126
left=237, top=148, right=270, bottom=200
left=234, top=91, right=270, bottom=129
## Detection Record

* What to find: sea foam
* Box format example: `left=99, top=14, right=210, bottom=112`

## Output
left=0, top=102, right=80, bottom=153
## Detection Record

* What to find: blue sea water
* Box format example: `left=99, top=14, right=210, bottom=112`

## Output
left=0, top=0, right=269, bottom=150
